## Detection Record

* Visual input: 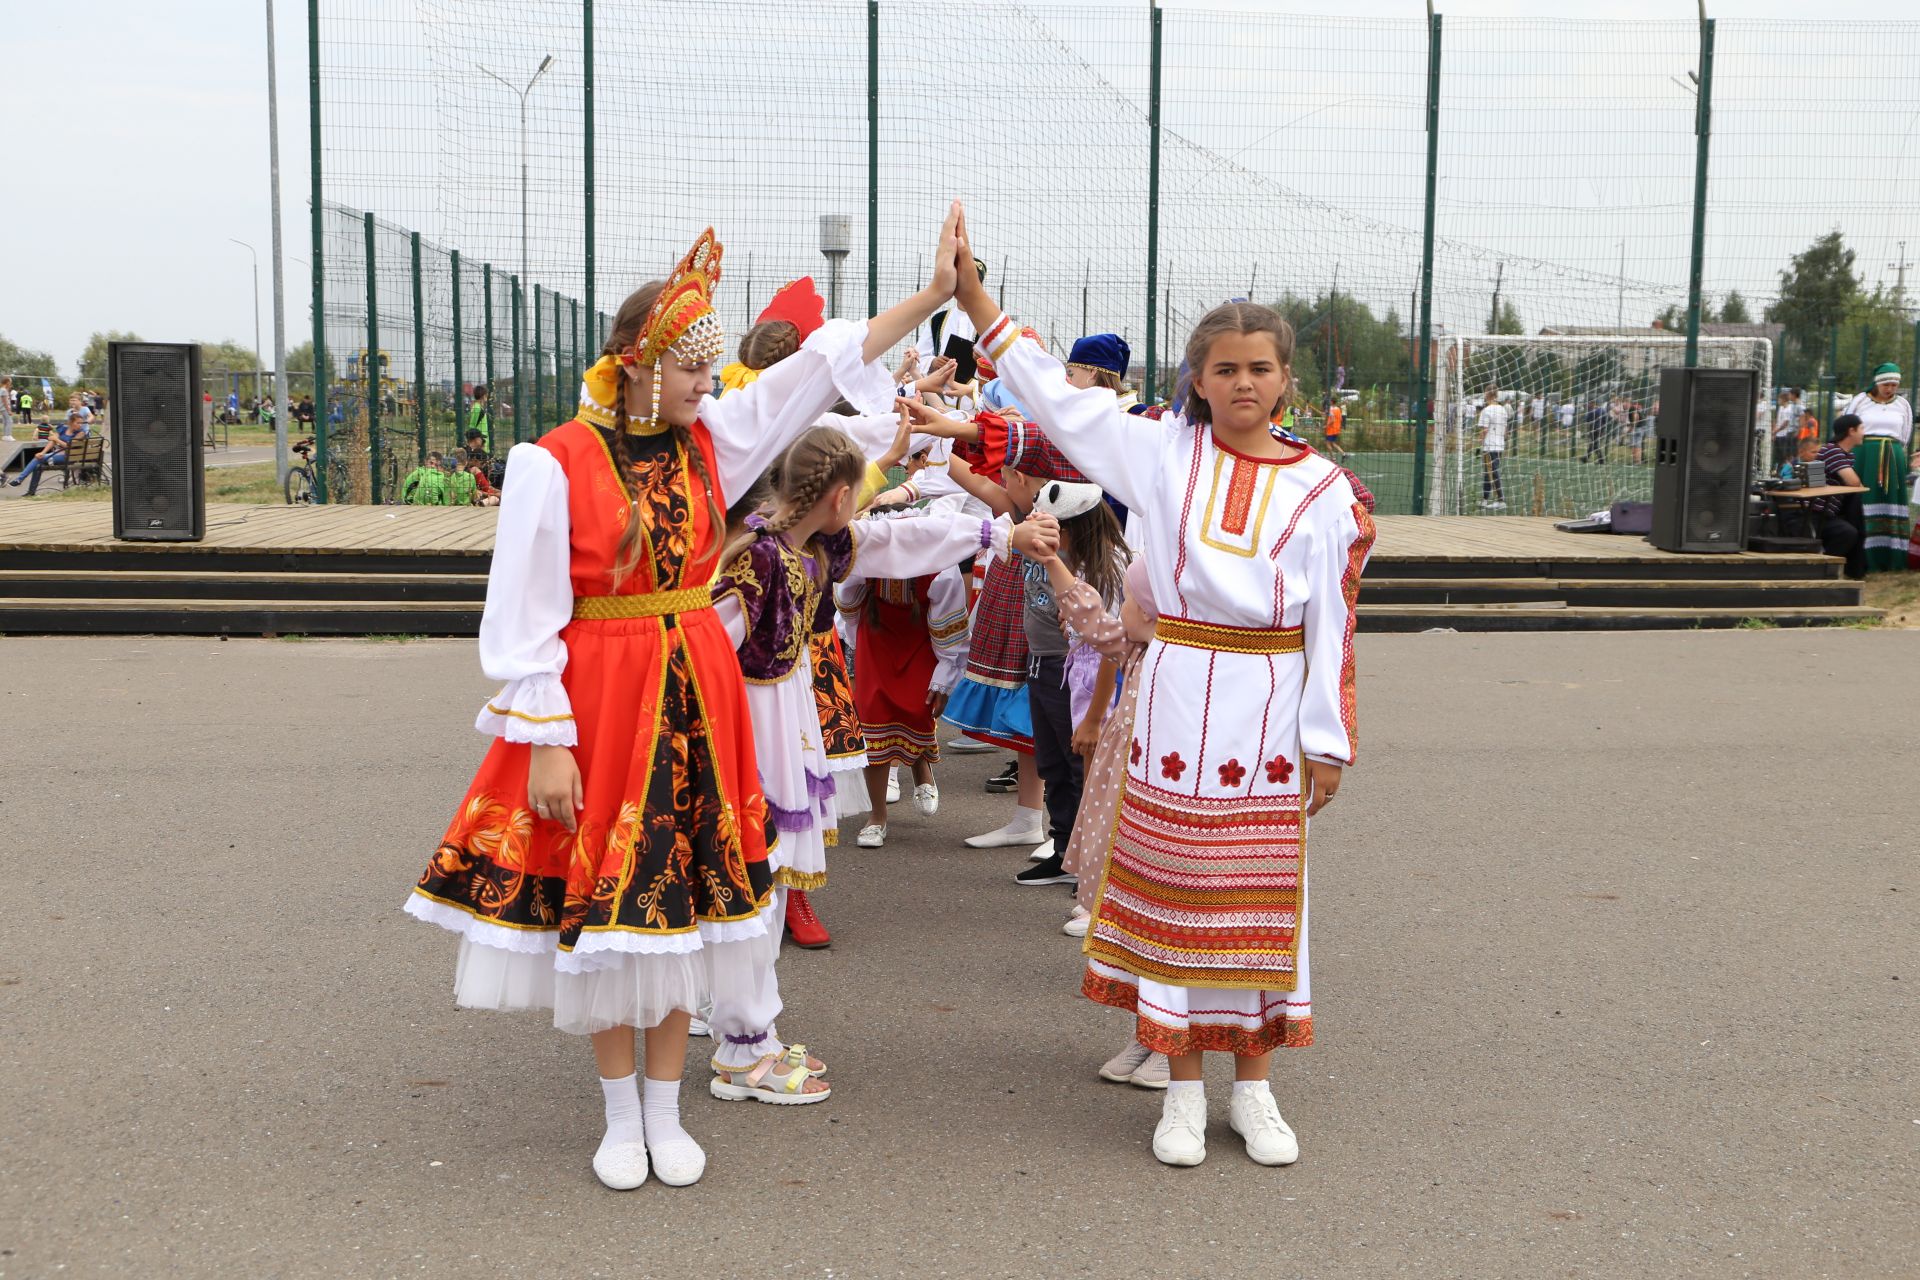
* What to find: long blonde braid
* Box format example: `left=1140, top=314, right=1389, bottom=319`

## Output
left=763, top=427, right=865, bottom=581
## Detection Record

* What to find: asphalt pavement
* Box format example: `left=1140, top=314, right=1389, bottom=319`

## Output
left=0, top=630, right=1913, bottom=1279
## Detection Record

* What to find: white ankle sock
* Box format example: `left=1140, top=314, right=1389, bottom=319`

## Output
left=599, top=1073, right=644, bottom=1144
left=1010, top=805, right=1041, bottom=827
left=641, top=1075, right=693, bottom=1149
left=1232, top=1079, right=1270, bottom=1097
left=1167, top=1078, right=1205, bottom=1099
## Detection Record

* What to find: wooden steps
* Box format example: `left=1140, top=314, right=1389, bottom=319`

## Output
left=0, top=504, right=1877, bottom=636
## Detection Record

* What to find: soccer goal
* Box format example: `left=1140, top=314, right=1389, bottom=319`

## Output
left=1428, top=334, right=1773, bottom=518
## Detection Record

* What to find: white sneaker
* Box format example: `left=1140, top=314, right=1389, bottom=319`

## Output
left=1062, top=906, right=1090, bottom=938
left=885, top=769, right=901, bottom=804
left=965, top=817, right=1046, bottom=849
left=1228, top=1082, right=1299, bottom=1166
left=1152, top=1088, right=1208, bottom=1166
left=856, top=823, right=887, bottom=848
left=944, top=735, right=995, bottom=754
left=913, top=782, right=940, bottom=816
left=1027, top=837, right=1055, bottom=862
left=592, top=1132, right=649, bottom=1190
left=1489, top=501, right=1507, bottom=511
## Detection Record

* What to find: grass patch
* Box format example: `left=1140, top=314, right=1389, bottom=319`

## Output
left=36, top=461, right=284, bottom=506
left=1862, top=570, right=1920, bottom=628
left=1736, top=617, right=1778, bottom=630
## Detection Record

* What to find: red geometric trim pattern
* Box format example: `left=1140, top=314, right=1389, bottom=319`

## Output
left=1083, top=969, right=1313, bottom=1053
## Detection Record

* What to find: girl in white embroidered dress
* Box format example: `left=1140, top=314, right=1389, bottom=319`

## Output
left=950, top=214, right=1374, bottom=1169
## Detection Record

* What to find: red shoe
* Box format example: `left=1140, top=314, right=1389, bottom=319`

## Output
left=785, top=889, right=831, bottom=950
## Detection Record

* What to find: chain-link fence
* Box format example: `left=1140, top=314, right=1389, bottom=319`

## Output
left=308, top=3, right=1920, bottom=511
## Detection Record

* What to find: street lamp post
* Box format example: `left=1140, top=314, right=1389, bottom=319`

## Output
left=229, top=238, right=264, bottom=412
left=479, top=55, right=554, bottom=300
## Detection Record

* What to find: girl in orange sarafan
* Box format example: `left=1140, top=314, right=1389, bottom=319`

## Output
left=405, top=208, right=967, bottom=1191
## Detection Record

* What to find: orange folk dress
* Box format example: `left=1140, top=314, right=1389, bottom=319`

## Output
left=405, top=320, right=891, bottom=1035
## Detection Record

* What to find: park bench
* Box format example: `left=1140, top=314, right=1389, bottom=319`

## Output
left=52, top=434, right=107, bottom=490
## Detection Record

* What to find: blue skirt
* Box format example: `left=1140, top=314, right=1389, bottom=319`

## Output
left=942, top=675, right=1033, bottom=753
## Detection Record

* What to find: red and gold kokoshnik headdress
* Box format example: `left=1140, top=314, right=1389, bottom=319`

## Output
left=626, top=228, right=726, bottom=371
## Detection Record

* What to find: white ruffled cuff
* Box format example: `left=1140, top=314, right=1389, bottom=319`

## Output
left=475, top=673, right=578, bottom=746
left=810, top=318, right=896, bottom=416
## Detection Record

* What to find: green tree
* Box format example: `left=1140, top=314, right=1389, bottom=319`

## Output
left=0, top=334, right=60, bottom=378
left=1719, top=290, right=1752, bottom=324
left=75, top=329, right=143, bottom=383
left=1492, top=299, right=1524, bottom=336
left=1764, top=230, right=1860, bottom=365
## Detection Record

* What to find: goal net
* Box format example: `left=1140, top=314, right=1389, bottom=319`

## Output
left=1429, top=334, right=1773, bottom=518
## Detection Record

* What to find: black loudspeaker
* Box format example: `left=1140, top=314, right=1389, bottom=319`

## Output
left=1650, top=365, right=1756, bottom=553
left=110, top=342, right=204, bottom=541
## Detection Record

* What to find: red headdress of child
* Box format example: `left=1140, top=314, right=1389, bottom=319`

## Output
left=755, top=277, right=826, bottom=341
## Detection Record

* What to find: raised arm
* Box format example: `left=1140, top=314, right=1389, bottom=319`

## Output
left=950, top=210, right=1165, bottom=511
left=702, top=203, right=965, bottom=497
left=474, top=443, right=576, bottom=747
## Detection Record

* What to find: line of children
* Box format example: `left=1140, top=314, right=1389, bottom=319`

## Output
left=409, top=199, right=1375, bottom=1186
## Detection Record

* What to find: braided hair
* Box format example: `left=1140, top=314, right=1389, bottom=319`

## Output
left=762, top=426, right=865, bottom=582
left=602, top=282, right=728, bottom=588
left=738, top=320, right=802, bottom=371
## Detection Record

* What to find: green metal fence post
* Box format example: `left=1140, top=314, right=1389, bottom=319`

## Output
left=308, top=0, right=329, bottom=502
left=1411, top=11, right=1442, bottom=515
left=452, top=248, right=465, bottom=451
left=583, top=0, right=595, bottom=332
left=867, top=0, right=879, bottom=317
left=364, top=211, right=382, bottom=503
left=571, top=297, right=581, bottom=408
left=511, top=274, right=525, bottom=445
left=1144, top=2, right=1162, bottom=404
left=1684, top=17, right=1714, bottom=368
left=411, top=230, right=427, bottom=462
left=483, top=263, right=495, bottom=408
left=533, top=283, right=544, bottom=435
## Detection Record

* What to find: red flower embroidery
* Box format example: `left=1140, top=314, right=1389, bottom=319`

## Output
left=1130, top=739, right=1142, bottom=766
left=1264, top=753, right=1294, bottom=785
left=1159, top=751, right=1187, bottom=782
left=1218, top=759, right=1246, bottom=788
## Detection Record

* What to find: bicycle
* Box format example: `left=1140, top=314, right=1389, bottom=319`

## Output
left=285, top=436, right=319, bottom=504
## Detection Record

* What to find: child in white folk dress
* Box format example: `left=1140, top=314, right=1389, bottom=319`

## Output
left=950, top=212, right=1375, bottom=1167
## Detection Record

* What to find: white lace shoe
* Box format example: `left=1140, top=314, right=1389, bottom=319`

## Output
left=647, top=1136, right=707, bottom=1187
left=1228, top=1082, right=1299, bottom=1166
left=1027, top=837, right=1055, bottom=862
left=885, top=769, right=901, bottom=803
left=1062, top=906, right=1090, bottom=938
left=592, top=1132, right=649, bottom=1190
left=913, top=782, right=940, bottom=816
left=1152, top=1088, right=1208, bottom=1166
left=856, top=823, right=887, bottom=848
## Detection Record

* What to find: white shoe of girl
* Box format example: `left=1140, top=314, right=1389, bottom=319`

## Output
left=1152, top=1084, right=1208, bottom=1166
left=1227, top=1081, right=1299, bottom=1165
left=913, top=782, right=939, bottom=816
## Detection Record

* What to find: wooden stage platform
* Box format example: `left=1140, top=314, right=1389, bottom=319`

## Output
left=0, top=504, right=1875, bottom=634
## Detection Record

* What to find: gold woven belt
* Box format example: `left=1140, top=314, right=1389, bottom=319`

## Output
left=572, top=584, right=714, bottom=620
left=1157, top=616, right=1304, bottom=655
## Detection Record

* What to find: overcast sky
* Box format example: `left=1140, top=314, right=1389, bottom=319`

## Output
left=7, top=0, right=1913, bottom=378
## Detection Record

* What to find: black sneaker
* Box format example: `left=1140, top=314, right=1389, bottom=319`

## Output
left=1014, top=851, right=1076, bottom=886
left=984, top=759, right=1019, bottom=793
